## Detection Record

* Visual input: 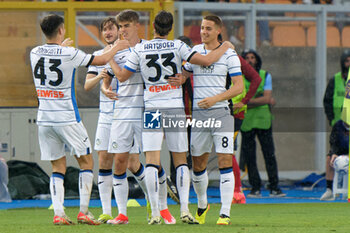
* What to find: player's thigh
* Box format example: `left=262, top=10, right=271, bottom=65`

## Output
left=164, top=111, right=188, bottom=152
left=142, top=130, right=164, bottom=152
left=163, top=108, right=188, bottom=152
left=94, top=122, right=111, bottom=151
left=56, top=122, right=92, bottom=157
left=38, top=126, right=66, bottom=161
left=108, top=120, right=134, bottom=153
left=191, top=129, right=213, bottom=156
left=130, top=121, right=142, bottom=154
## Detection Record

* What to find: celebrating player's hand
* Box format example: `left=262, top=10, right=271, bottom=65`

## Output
left=167, top=73, right=186, bottom=87
left=222, top=41, right=235, bottom=50
left=103, top=44, right=112, bottom=52
left=98, top=68, right=109, bottom=80
left=102, top=86, right=118, bottom=100
left=198, top=96, right=218, bottom=109
left=113, top=39, right=130, bottom=51
left=61, top=38, right=73, bottom=47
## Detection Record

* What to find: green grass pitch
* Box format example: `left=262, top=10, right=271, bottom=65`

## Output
left=0, top=203, right=349, bottom=233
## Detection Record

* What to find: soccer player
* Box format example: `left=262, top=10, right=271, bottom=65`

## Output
left=84, top=17, right=119, bottom=223
left=30, top=14, right=127, bottom=225
left=100, top=10, right=149, bottom=225
left=183, top=15, right=244, bottom=225
left=109, top=10, right=233, bottom=225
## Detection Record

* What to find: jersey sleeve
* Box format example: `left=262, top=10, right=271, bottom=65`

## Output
left=124, top=47, right=139, bottom=73
left=183, top=62, right=193, bottom=72
left=106, top=67, right=114, bottom=77
left=87, top=64, right=98, bottom=75
left=227, top=49, right=242, bottom=77
left=178, top=40, right=196, bottom=62
left=70, top=48, right=94, bottom=68
left=264, top=73, right=272, bottom=90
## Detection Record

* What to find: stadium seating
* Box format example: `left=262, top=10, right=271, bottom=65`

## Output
left=272, top=25, right=306, bottom=47
left=307, top=25, right=341, bottom=47
left=341, top=26, right=350, bottom=47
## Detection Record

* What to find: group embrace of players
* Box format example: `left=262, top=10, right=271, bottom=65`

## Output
left=30, top=9, right=245, bottom=226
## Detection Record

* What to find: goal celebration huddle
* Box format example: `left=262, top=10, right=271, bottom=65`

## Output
left=30, top=9, right=245, bottom=226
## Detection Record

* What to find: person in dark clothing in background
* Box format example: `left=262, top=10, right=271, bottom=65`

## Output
left=228, top=54, right=262, bottom=204
left=240, top=49, right=285, bottom=198
left=329, top=120, right=349, bottom=165
left=321, top=49, right=350, bottom=200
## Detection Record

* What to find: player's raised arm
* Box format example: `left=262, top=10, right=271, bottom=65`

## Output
left=188, top=41, right=232, bottom=67
left=84, top=68, right=110, bottom=91
left=91, top=40, right=130, bottom=66
left=109, top=58, right=134, bottom=82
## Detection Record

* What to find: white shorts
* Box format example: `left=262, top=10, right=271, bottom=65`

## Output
left=38, top=122, right=92, bottom=161
left=142, top=108, right=188, bottom=152
left=108, top=120, right=141, bottom=154
left=191, top=108, right=234, bottom=156
left=94, top=123, right=111, bottom=151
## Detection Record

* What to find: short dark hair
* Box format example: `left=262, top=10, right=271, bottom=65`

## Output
left=116, top=9, right=140, bottom=24
left=154, top=10, right=173, bottom=36
left=203, top=15, right=223, bottom=28
left=100, top=17, right=118, bottom=32
left=40, top=14, right=64, bottom=39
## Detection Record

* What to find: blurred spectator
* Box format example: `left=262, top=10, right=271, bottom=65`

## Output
left=240, top=49, right=285, bottom=198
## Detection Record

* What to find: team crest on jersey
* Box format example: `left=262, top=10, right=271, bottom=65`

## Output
left=200, top=65, right=214, bottom=74
left=143, top=110, right=161, bottom=129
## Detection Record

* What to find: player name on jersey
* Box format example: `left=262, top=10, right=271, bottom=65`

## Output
left=37, top=47, right=63, bottom=55
left=143, top=41, right=174, bottom=50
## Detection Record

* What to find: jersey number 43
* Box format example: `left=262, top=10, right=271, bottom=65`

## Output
left=34, top=57, right=63, bottom=86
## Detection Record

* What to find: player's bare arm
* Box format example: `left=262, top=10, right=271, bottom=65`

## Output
left=109, top=58, right=134, bottom=82
left=166, top=68, right=191, bottom=87
left=247, top=90, right=273, bottom=108
left=167, top=73, right=187, bottom=87
left=189, top=41, right=233, bottom=67
left=84, top=68, right=109, bottom=91
left=91, top=39, right=130, bottom=66
left=101, top=75, right=118, bottom=100
left=198, top=75, right=243, bottom=109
